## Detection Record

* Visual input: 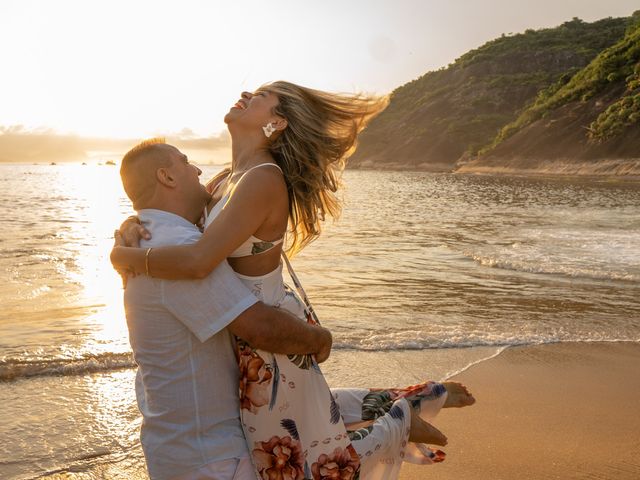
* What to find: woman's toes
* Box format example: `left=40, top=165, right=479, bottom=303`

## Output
left=443, top=382, right=476, bottom=408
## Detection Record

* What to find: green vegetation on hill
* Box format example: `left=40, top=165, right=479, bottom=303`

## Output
left=588, top=26, right=640, bottom=142
left=589, top=66, right=640, bottom=141
left=486, top=15, right=640, bottom=151
left=351, top=15, right=636, bottom=170
left=456, top=17, right=630, bottom=69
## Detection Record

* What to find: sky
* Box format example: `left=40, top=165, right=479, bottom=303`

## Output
left=1, top=0, right=638, bottom=145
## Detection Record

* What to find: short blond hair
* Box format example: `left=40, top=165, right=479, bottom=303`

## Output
left=120, top=138, right=170, bottom=209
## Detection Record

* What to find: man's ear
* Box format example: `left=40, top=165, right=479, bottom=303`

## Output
left=156, top=167, right=176, bottom=187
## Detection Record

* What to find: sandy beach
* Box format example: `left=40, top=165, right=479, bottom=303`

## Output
left=400, top=341, right=640, bottom=480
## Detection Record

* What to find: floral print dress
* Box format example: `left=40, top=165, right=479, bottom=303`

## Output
left=203, top=167, right=448, bottom=479
left=233, top=263, right=448, bottom=480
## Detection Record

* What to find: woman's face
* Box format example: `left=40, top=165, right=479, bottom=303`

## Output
left=224, top=89, right=280, bottom=130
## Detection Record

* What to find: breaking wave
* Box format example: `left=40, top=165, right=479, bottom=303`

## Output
left=0, top=352, right=135, bottom=382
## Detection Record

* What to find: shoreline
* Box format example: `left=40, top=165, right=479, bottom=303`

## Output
left=348, top=158, right=640, bottom=181
left=399, top=341, right=640, bottom=480
left=348, top=167, right=640, bottom=182
left=350, top=167, right=640, bottom=182
left=14, top=341, right=640, bottom=479
left=454, top=157, right=640, bottom=178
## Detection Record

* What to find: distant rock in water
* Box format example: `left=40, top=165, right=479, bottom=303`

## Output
left=105, top=160, right=116, bottom=166
left=351, top=13, right=640, bottom=176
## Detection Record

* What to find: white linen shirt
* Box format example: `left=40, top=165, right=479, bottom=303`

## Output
left=123, top=209, right=258, bottom=480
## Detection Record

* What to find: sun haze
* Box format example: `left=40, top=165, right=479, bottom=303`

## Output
left=1, top=0, right=638, bottom=139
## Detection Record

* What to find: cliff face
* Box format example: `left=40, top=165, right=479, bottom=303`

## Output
left=458, top=19, right=640, bottom=175
left=350, top=15, right=637, bottom=173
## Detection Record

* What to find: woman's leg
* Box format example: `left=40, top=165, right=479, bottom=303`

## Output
left=330, top=381, right=453, bottom=427
left=329, top=383, right=450, bottom=479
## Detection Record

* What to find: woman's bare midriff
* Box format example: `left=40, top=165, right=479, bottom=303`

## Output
left=227, top=246, right=283, bottom=277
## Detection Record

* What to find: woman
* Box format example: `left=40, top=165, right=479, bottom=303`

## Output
left=111, top=81, right=474, bottom=479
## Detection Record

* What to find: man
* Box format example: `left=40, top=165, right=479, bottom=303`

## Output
left=114, top=139, right=332, bottom=480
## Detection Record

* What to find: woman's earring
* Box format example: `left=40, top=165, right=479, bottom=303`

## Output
left=262, top=123, right=276, bottom=138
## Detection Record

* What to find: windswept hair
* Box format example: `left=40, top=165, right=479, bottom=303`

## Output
left=261, top=81, right=388, bottom=255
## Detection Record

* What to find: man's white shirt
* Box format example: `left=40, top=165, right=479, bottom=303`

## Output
left=124, top=209, right=257, bottom=480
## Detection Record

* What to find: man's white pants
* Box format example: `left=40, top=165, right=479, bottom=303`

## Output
left=172, top=456, right=255, bottom=480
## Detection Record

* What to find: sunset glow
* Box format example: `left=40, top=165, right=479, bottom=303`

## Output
left=2, top=0, right=638, bottom=140
left=2, top=1, right=640, bottom=477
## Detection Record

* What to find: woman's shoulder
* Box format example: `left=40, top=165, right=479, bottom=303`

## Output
left=236, top=164, right=287, bottom=195
left=224, top=165, right=289, bottom=219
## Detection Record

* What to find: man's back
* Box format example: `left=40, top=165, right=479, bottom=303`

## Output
left=124, top=209, right=257, bottom=480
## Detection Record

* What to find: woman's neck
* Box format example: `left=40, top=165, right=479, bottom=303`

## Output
left=230, top=131, right=273, bottom=172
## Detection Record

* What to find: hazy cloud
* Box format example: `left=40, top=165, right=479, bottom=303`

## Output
left=0, top=126, right=232, bottom=164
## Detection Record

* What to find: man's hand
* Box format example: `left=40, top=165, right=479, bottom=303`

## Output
left=230, top=303, right=334, bottom=359
left=315, top=327, right=332, bottom=364
left=119, top=216, right=151, bottom=247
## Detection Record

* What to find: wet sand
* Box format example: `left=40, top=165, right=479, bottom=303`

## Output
left=400, top=342, right=640, bottom=480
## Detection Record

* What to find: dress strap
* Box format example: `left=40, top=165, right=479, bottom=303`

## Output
left=281, top=252, right=321, bottom=326
left=239, top=162, right=283, bottom=177
left=225, top=162, right=283, bottom=196
left=249, top=162, right=283, bottom=173
left=229, top=162, right=284, bottom=197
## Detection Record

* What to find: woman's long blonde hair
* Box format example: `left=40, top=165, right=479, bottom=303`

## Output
left=261, top=81, right=388, bottom=255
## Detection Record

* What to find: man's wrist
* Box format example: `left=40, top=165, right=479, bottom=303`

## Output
left=317, top=326, right=332, bottom=350
left=314, top=326, right=332, bottom=363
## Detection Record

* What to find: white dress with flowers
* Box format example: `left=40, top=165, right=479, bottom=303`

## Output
left=204, top=167, right=448, bottom=480
left=228, top=264, right=449, bottom=480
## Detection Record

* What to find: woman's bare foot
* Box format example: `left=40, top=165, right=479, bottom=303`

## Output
left=408, top=408, right=448, bottom=446
left=443, top=382, right=475, bottom=408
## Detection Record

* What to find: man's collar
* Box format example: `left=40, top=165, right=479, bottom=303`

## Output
left=137, top=209, right=196, bottom=228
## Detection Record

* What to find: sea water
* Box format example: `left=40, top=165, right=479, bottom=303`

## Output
left=0, top=164, right=638, bottom=478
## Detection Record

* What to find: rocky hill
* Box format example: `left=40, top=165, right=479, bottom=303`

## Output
left=350, top=14, right=639, bottom=174
left=458, top=16, right=640, bottom=176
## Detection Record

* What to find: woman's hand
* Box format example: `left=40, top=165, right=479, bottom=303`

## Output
left=113, top=229, right=134, bottom=288
left=111, top=216, right=152, bottom=287
left=119, top=215, right=151, bottom=247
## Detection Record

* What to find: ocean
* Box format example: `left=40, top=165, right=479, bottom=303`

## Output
left=1, top=164, right=638, bottom=479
